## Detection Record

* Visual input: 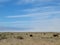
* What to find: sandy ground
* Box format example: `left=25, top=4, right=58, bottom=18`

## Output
left=0, top=32, right=60, bottom=45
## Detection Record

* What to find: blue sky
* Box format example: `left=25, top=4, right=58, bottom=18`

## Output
left=0, top=0, right=60, bottom=32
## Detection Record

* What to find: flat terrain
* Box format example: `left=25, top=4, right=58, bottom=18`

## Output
left=0, top=32, right=60, bottom=45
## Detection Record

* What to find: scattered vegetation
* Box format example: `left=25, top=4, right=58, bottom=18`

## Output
left=0, top=33, right=7, bottom=40
left=16, top=36, right=24, bottom=40
left=0, top=32, right=59, bottom=45
left=0, top=32, right=59, bottom=41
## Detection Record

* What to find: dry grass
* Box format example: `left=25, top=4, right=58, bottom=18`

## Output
left=0, top=32, right=60, bottom=45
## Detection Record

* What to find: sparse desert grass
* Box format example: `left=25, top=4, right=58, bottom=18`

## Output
left=0, top=32, right=60, bottom=45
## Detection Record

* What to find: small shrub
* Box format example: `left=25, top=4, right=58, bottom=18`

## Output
left=53, top=34, right=58, bottom=37
left=44, top=33, right=46, bottom=35
left=10, top=33, right=14, bottom=35
left=16, top=36, right=24, bottom=40
left=30, top=34, right=33, bottom=37
left=0, top=34, right=2, bottom=36
left=11, top=44, right=13, bottom=45
left=26, top=33, right=28, bottom=35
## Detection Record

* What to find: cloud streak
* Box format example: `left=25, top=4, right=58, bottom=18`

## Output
left=16, top=0, right=52, bottom=4
left=6, top=6, right=60, bottom=18
left=16, top=0, right=60, bottom=6
left=6, top=11, right=60, bottom=18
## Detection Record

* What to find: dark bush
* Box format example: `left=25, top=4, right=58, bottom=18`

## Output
left=43, top=33, right=46, bottom=35
left=0, top=34, right=2, bottom=37
left=53, top=34, right=58, bottom=37
left=10, top=33, right=14, bottom=35
left=30, top=34, right=33, bottom=37
left=16, top=36, right=24, bottom=40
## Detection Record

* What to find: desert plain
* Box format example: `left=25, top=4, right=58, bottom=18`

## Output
left=0, top=32, right=60, bottom=45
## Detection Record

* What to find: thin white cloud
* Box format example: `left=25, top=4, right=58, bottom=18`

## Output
left=9, top=6, right=60, bottom=15
left=15, top=6, right=60, bottom=18
left=16, top=0, right=52, bottom=5
left=0, top=21, right=32, bottom=28
left=6, top=15, right=33, bottom=18
left=0, top=21, right=31, bottom=23
left=6, top=11, right=60, bottom=18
